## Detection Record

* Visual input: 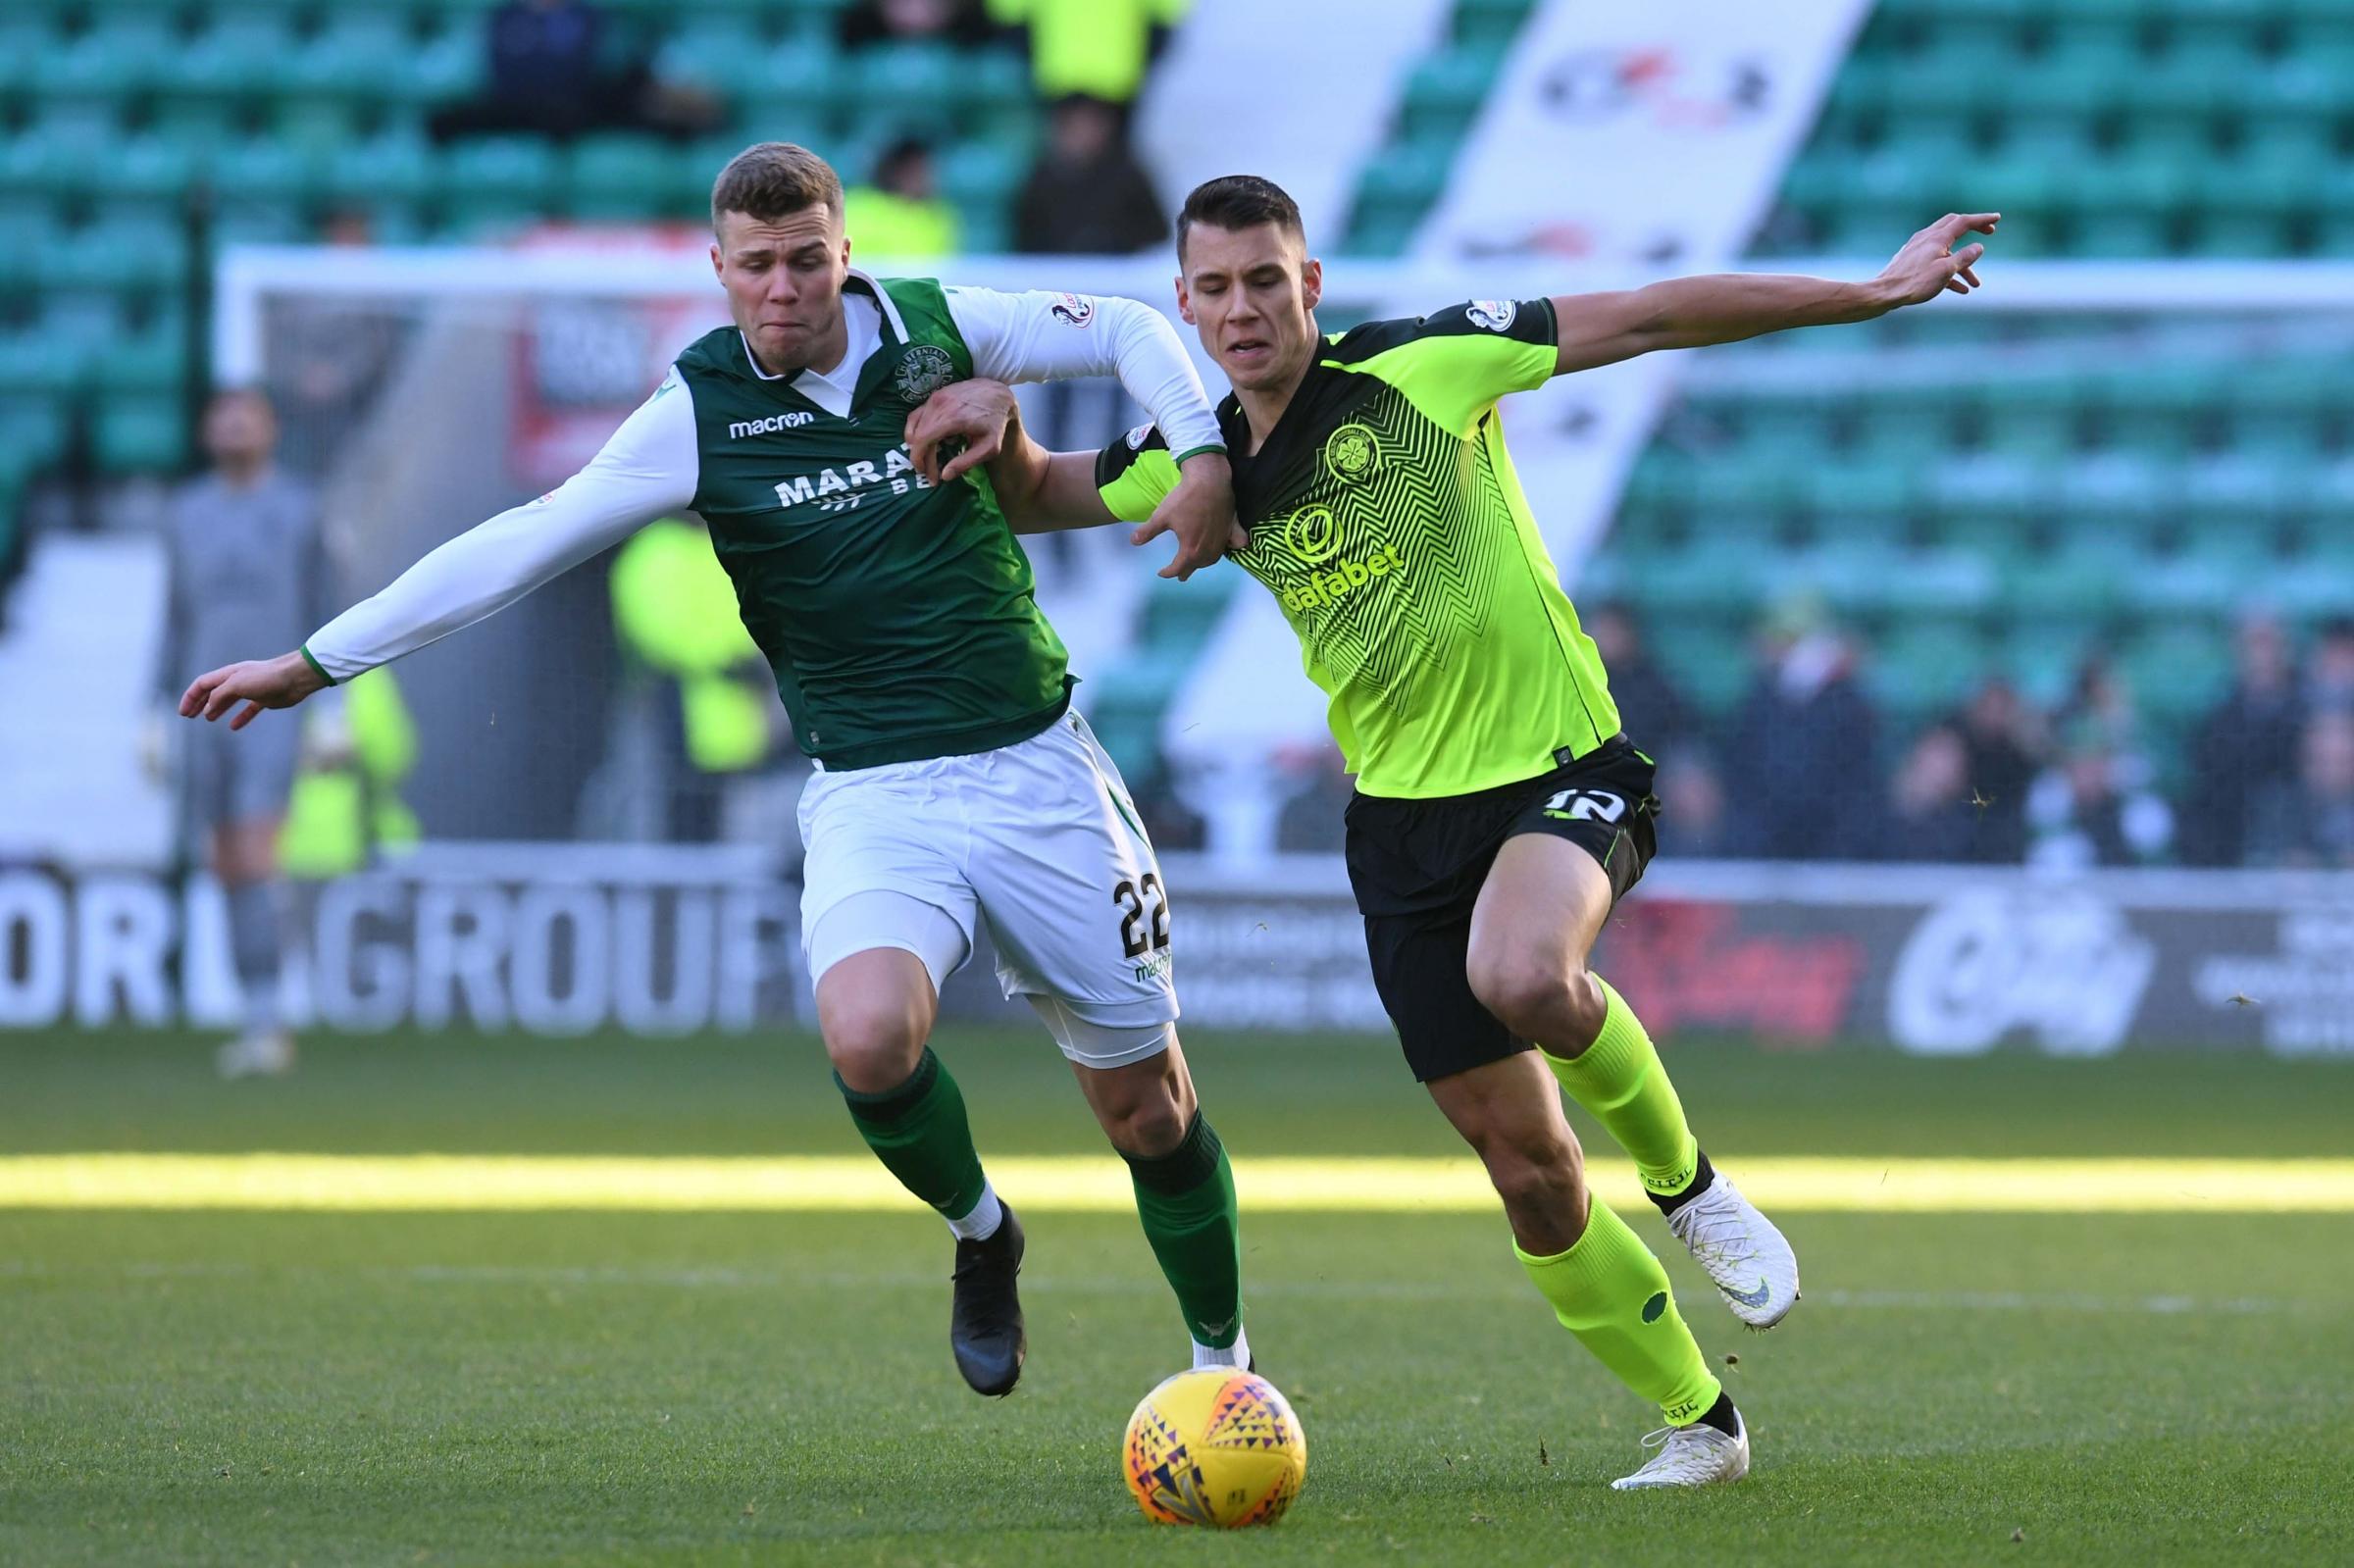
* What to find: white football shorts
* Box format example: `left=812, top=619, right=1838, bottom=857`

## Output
left=798, top=708, right=1178, bottom=1070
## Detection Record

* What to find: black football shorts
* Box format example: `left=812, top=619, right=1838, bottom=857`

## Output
left=1342, top=736, right=1660, bottom=1083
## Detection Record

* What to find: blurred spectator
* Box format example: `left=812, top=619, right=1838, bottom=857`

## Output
left=989, top=0, right=1190, bottom=111
left=1015, top=95, right=1170, bottom=254
left=1951, top=678, right=2040, bottom=862
left=1724, top=599, right=1881, bottom=859
left=845, top=138, right=961, bottom=260
left=433, top=0, right=714, bottom=143
left=2025, top=719, right=2175, bottom=870
left=1654, top=751, right=1731, bottom=858
left=2283, top=711, right=2354, bottom=868
left=2307, top=617, right=2354, bottom=715
left=2053, top=652, right=2154, bottom=792
left=2183, top=613, right=2305, bottom=867
left=154, top=389, right=324, bottom=1079
left=1880, top=724, right=1979, bottom=862
left=1588, top=602, right=1694, bottom=754
left=840, top=0, right=1002, bottom=50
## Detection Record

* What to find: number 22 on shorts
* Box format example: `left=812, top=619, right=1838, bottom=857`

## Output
left=1113, top=874, right=1171, bottom=960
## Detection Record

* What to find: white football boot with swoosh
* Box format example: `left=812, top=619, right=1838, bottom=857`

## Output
left=1665, top=1170, right=1801, bottom=1329
left=1612, top=1408, right=1751, bottom=1491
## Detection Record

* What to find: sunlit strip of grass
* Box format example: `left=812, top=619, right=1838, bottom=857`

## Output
left=3, top=1155, right=2352, bottom=1212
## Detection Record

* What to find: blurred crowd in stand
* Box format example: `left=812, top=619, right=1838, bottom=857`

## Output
left=1151, top=606, right=2354, bottom=871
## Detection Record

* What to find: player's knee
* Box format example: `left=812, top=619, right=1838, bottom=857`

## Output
left=1102, top=1088, right=1189, bottom=1159
left=819, top=991, right=928, bottom=1092
left=1479, top=1128, right=1584, bottom=1215
left=1466, top=949, right=1585, bottom=1040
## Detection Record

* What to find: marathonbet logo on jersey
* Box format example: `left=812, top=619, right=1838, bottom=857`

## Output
left=770, top=443, right=938, bottom=513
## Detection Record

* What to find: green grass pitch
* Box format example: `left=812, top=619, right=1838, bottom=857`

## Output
left=3, top=1028, right=2349, bottom=1565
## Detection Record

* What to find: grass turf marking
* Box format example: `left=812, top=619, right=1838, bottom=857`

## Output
left=4, top=1154, right=2353, bottom=1212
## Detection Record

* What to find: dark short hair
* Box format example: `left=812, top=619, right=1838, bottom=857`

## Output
left=711, top=142, right=844, bottom=231
left=1176, top=175, right=1305, bottom=263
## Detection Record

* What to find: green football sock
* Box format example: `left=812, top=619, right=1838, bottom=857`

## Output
left=1516, top=1196, right=1721, bottom=1426
left=1541, top=977, right=1701, bottom=1200
left=1121, top=1111, right=1244, bottom=1349
left=836, top=1047, right=991, bottom=1225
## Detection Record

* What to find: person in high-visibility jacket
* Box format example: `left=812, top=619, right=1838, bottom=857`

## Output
left=279, top=664, right=422, bottom=880
left=610, top=516, right=779, bottom=838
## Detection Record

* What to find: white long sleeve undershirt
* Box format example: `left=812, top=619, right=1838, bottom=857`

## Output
left=304, top=275, right=1220, bottom=683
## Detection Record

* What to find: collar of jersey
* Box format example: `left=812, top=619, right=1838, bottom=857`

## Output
left=734, top=270, right=909, bottom=413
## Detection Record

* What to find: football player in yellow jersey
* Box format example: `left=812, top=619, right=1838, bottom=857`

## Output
left=909, top=177, right=1996, bottom=1487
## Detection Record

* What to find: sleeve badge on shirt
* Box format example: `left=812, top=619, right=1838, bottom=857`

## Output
left=1125, top=422, right=1155, bottom=450
left=1050, top=292, right=1097, bottom=328
left=1466, top=299, right=1517, bottom=332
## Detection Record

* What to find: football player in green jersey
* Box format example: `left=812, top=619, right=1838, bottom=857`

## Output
left=181, top=144, right=1264, bottom=1400
left=908, top=176, right=1996, bottom=1486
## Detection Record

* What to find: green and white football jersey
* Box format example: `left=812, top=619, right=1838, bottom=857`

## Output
left=304, top=270, right=1225, bottom=772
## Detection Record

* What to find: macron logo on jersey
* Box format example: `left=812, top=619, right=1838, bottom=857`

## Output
left=731, top=412, right=817, bottom=438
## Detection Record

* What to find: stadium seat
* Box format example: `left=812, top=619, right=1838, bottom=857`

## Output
left=567, top=135, right=682, bottom=222
left=442, top=136, right=561, bottom=203
left=1398, top=49, right=1506, bottom=143
left=93, top=394, right=190, bottom=476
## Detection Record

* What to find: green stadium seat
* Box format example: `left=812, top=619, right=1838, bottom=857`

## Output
left=388, top=25, right=489, bottom=104
left=212, top=200, right=311, bottom=245
left=847, top=44, right=964, bottom=138
left=38, top=17, right=178, bottom=101
left=1454, top=0, right=1537, bottom=53
left=2004, top=534, right=2141, bottom=617
left=33, top=219, right=189, bottom=292
left=937, top=138, right=1025, bottom=211
left=209, top=136, right=321, bottom=201
left=0, top=332, right=88, bottom=398
left=325, top=132, right=440, bottom=205
left=176, top=13, right=290, bottom=98
left=1399, top=49, right=1506, bottom=143
left=0, top=15, right=57, bottom=94
left=2119, top=622, right=2234, bottom=722
left=567, top=135, right=683, bottom=222
left=442, top=135, right=561, bottom=203
left=1872, top=618, right=1992, bottom=718
left=1647, top=616, right=1753, bottom=717
left=660, top=18, right=776, bottom=95
left=94, top=395, right=191, bottom=476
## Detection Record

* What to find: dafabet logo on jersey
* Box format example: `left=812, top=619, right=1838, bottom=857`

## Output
left=1270, top=505, right=1405, bottom=614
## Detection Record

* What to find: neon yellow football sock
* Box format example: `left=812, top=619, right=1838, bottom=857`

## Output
left=1516, top=1197, right=1721, bottom=1427
left=1540, top=977, right=1701, bottom=1200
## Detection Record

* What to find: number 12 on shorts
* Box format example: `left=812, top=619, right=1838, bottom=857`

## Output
left=1113, top=874, right=1171, bottom=960
left=1543, top=789, right=1625, bottom=823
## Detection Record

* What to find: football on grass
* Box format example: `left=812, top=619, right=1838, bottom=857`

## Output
left=1122, top=1368, right=1307, bottom=1527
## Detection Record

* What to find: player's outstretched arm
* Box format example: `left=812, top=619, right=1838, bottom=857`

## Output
left=184, top=372, right=702, bottom=733
left=1549, top=212, right=2000, bottom=374
left=906, top=379, right=1120, bottom=534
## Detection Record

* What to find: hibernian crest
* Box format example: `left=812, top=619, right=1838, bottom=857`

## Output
left=1323, top=424, right=1377, bottom=481
left=893, top=343, right=958, bottom=403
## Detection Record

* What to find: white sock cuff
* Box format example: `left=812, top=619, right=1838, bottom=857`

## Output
left=947, top=1182, right=1003, bottom=1241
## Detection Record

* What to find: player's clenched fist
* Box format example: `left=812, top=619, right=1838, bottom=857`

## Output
left=1876, top=212, right=1999, bottom=307
left=905, top=379, right=1022, bottom=486
left=180, top=650, right=330, bottom=731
